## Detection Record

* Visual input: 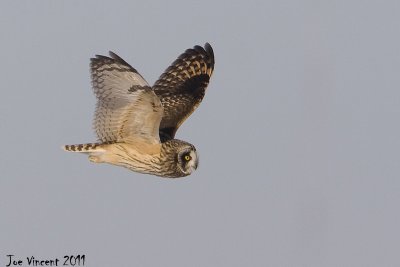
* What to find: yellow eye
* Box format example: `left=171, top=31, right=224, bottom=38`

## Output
left=184, top=155, right=191, bottom=161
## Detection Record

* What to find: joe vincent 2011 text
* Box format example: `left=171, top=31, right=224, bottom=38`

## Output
left=5, top=255, right=85, bottom=267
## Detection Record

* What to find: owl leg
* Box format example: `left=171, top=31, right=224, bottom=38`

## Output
left=87, top=150, right=108, bottom=163
left=88, top=155, right=101, bottom=163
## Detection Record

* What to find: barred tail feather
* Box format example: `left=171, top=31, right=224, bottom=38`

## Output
left=62, top=143, right=103, bottom=153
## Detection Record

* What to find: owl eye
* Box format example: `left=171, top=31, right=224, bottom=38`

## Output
left=184, top=155, right=191, bottom=161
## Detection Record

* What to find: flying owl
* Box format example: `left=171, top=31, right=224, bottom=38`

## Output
left=63, top=43, right=214, bottom=178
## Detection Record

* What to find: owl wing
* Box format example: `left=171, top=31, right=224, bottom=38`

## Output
left=152, top=43, right=214, bottom=141
left=91, top=52, right=163, bottom=144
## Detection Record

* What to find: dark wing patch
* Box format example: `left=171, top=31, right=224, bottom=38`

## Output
left=152, top=43, right=215, bottom=141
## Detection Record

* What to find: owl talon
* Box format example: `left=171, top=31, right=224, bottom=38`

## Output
left=89, top=155, right=100, bottom=163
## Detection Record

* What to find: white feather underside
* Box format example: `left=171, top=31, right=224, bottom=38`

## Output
left=91, top=57, right=164, bottom=144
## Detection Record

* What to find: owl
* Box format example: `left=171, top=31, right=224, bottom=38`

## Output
left=63, top=43, right=214, bottom=178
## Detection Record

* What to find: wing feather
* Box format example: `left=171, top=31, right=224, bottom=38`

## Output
left=153, top=43, right=215, bottom=141
left=91, top=52, right=163, bottom=144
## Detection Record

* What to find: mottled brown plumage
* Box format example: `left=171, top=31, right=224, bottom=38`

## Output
left=63, top=43, right=214, bottom=178
left=153, top=43, right=214, bottom=141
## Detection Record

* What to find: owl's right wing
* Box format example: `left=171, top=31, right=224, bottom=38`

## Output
left=152, top=43, right=214, bottom=141
left=91, top=52, right=163, bottom=144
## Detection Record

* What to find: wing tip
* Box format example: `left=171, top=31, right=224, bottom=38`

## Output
left=204, top=42, right=214, bottom=66
left=181, top=42, right=215, bottom=67
left=108, top=51, right=123, bottom=61
left=89, top=51, right=140, bottom=74
left=91, top=51, right=121, bottom=60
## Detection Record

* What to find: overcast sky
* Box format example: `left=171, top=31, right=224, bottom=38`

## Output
left=1, top=1, right=400, bottom=266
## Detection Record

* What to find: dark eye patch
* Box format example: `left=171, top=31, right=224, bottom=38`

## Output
left=181, top=153, right=191, bottom=163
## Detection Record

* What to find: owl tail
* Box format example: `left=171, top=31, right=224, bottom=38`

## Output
left=62, top=143, right=109, bottom=163
left=62, top=143, right=103, bottom=153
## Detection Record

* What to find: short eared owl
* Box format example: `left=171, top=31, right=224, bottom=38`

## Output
left=63, top=43, right=214, bottom=178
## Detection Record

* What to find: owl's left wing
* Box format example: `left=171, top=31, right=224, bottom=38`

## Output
left=153, top=43, right=214, bottom=141
left=91, top=52, right=163, bottom=144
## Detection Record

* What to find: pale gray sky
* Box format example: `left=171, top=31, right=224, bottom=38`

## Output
left=1, top=1, right=400, bottom=266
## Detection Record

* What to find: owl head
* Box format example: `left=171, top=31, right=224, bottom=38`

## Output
left=177, top=146, right=199, bottom=175
left=157, top=139, right=200, bottom=177
left=162, top=139, right=199, bottom=177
